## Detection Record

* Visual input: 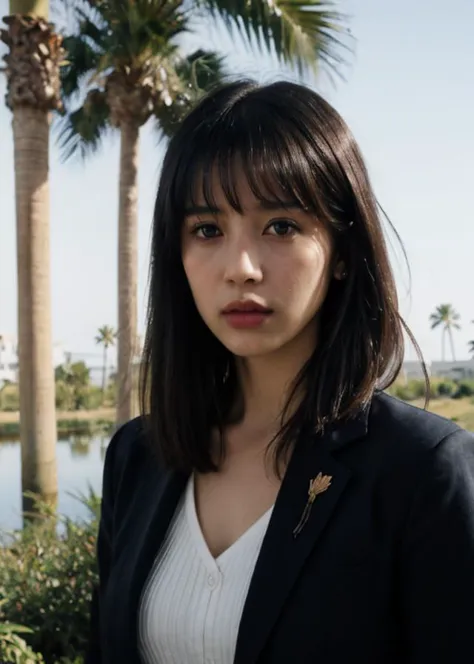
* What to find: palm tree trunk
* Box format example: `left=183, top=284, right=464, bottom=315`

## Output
left=448, top=328, right=456, bottom=362
left=13, top=106, right=57, bottom=516
left=117, top=120, right=139, bottom=425
left=442, top=328, right=446, bottom=362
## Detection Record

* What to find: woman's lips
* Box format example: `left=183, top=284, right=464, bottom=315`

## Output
left=222, top=310, right=273, bottom=329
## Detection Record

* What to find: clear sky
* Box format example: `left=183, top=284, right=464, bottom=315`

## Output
left=0, top=0, right=473, bottom=363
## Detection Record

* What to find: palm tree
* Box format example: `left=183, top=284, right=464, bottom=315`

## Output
left=469, top=320, right=474, bottom=360
left=429, top=304, right=461, bottom=362
left=58, top=0, right=348, bottom=426
left=95, top=325, right=116, bottom=400
left=1, top=0, right=62, bottom=517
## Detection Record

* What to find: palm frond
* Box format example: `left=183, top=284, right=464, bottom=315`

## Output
left=270, top=0, right=349, bottom=76
left=61, top=34, right=102, bottom=98
left=154, top=49, right=228, bottom=139
left=95, top=324, right=117, bottom=345
left=429, top=304, right=461, bottom=331
left=178, top=48, right=228, bottom=93
left=96, top=0, right=189, bottom=64
left=199, top=0, right=350, bottom=76
left=57, top=89, right=113, bottom=160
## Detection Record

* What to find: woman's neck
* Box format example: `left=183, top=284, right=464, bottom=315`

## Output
left=233, top=343, right=313, bottom=437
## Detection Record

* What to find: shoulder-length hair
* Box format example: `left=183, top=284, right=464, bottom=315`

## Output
left=140, top=79, right=419, bottom=474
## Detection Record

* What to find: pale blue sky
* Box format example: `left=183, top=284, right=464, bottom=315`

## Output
left=0, top=0, right=473, bottom=363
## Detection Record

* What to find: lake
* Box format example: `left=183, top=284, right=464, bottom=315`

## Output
left=0, top=433, right=109, bottom=533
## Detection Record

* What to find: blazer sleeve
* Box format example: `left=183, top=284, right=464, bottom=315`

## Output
left=400, top=428, right=474, bottom=662
left=85, top=424, right=124, bottom=664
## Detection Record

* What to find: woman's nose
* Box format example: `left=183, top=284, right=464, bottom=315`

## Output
left=223, top=245, right=263, bottom=285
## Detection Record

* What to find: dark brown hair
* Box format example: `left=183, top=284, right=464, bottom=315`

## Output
left=140, top=79, right=420, bottom=474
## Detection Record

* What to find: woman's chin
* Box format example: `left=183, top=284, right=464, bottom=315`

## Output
left=218, top=335, right=286, bottom=359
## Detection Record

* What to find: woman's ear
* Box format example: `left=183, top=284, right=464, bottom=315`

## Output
left=334, top=259, right=347, bottom=281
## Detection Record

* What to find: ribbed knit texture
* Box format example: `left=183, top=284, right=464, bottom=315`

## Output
left=138, top=473, right=273, bottom=664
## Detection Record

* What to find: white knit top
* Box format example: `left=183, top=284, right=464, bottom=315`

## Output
left=138, top=473, right=274, bottom=664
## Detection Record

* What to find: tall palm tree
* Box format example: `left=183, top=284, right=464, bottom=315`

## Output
left=95, top=325, right=116, bottom=399
left=58, top=0, right=348, bottom=426
left=429, top=304, right=461, bottom=362
left=1, top=0, right=62, bottom=516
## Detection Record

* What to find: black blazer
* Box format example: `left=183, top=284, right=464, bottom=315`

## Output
left=86, top=392, right=474, bottom=664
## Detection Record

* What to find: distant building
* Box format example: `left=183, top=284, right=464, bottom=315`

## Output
left=0, top=334, right=17, bottom=383
left=0, top=333, right=68, bottom=385
left=430, top=360, right=474, bottom=380
left=399, top=359, right=474, bottom=382
left=399, top=360, right=430, bottom=381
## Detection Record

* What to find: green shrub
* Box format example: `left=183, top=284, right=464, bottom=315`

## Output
left=55, top=383, right=103, bottom=411
left=453, top=380, right=474, bottom=399
left=76, top=386, right=103, bottom=411
left=390, top=385, right=413, bottom=401
left=0, top=384, right=20, bottom=412
left=0, top=422, right=21, bottom=438
left=0, top=492, right=100, bottom=664
left=0, top=613, right=45, bottom=663
left=55, top=381, right=74, bottom=411
left=434, top=381, right=455, bottom=397
left=390, top=379, right=427, bottom=402
left=104, top=381, right=117, bottom=407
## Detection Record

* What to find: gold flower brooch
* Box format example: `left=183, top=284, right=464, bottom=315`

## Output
left=293, top=472, right=332, bottom=538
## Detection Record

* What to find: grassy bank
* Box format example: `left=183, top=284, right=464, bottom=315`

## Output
left=414, top=397, right=474, bottom=432
left=0, top=408, right=116, bottom=439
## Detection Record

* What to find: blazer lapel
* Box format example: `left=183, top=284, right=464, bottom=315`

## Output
left=234, top=414, right=368, bottom=664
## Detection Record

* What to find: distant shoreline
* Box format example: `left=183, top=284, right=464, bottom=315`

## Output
left=0, top=408, right=116, bottom=439
left=1, top=398, right=473, bottom=438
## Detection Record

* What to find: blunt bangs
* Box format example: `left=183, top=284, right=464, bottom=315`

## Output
left=166, top=82, right=354, bottom=244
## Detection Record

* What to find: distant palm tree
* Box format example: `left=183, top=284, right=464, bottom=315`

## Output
left=429, top=304, right=461, bottom=361
left=59, top=0, right=349, bottom=426
left=95, top=325, right=116, bottom=399
left=469, top=320, right=474, bottom=359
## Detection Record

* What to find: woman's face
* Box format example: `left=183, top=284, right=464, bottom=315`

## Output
left=181, top=170, right=337, bottom=361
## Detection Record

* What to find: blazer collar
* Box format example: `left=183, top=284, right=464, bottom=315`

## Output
left=325, top=400, right=370, bottom=451
left=124, top=404, right=369, bottom=664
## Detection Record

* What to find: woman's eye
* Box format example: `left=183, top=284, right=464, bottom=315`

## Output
left=192, top=223, right=221, bottom=239
left=266, top=220, right=299, bottom=237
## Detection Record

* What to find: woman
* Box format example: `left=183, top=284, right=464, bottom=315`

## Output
left=87, top=80, right=474, bottom=664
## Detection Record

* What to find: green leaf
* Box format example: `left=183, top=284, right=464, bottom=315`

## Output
left=57, top=89, right=112, bottom=160
left=61, top=34, right=101, bottom=98
left=0, top=622, right=33, bottom=635
left=154, top=49, right=228, bottom=139
left=198, top=0, right=350, bottom=76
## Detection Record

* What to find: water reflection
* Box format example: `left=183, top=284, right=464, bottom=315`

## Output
left=0, top=433, right=109, bottom=533
left=70, top=434, right=91, bottom=458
